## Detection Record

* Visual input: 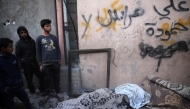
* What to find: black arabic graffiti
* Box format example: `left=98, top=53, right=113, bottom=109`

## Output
left=145, top=22, right=188, bottom=41
left=97, top=6, right=145, bottom=29
left=82, top=14, right=92, bottom=39
left=159, top=17, right=171, bottom=20
left=154, top=0, right=189, bottom=17
left=139, top=41, right=189, bottom=72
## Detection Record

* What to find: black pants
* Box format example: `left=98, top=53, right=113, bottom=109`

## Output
left=0, top=92, right=6, bottom=108
left=43, top=62, right=60, bottom=95
left=3, top=86, right=31, bottom=109
left=22, top=64, right=44, bottom=93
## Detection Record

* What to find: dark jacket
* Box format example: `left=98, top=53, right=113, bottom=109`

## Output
left=15, top=26, right=37, bottom=68
left=0, top=54, right=23, bottom=92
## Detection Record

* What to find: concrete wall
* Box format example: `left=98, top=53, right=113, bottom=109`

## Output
left=0, top=0, right=57, bottom=90
left=77, top=0, right=190, bottom=90
left=67, top=0, right=79, bottom=63
left=67, top=0, right=78, bottom=49
left=0, top=0, right=57, bottom=44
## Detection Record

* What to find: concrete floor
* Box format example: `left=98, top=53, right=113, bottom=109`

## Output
left=14, top=89, right=69, bottom=109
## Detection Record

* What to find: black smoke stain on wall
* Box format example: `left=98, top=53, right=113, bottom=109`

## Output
left=139, top=41, right=189, bottom=72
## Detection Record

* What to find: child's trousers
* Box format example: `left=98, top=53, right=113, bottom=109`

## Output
left=3, top=85, right=32, bottom=109
left=43, top=62, right=61, bottom=95
left=22, top=63, right=44, bottom=93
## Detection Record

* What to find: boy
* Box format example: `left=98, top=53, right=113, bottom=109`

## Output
left=0, top=38, right=31, bottom=109
left=15, top=26, right=44, bottom=97
left=36, top=19, right=64, bottom=105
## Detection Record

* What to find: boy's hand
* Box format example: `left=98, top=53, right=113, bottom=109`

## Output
left=40, top=65, right=43, bottom=72
left=20, top=69, right=24, bottom=73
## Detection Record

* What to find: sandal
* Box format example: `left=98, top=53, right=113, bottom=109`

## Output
left=56, top=94, right=64, bottom=102
left=39, top=95, right=49, bottom=105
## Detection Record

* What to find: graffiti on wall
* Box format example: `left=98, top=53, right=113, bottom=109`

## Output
left=139, top=41, right=189, bottom=72
left=96, top=0, right=144, bottom=32
left=140, top=0, right=190, bottom=71
left=145, top=17, right=190, bottom=44
left=81, top=0, right=145, bottom=38
left=97, top=6, right=144, bottom=29
left=81, top=14, right=92, bottom=40
left=153, top=0, right=189, bottom=17
left=96, top=0, right=124, bottom=32
left=144, top=0, right=190, bottom=45
left=80, top=0, right=190, bottom=44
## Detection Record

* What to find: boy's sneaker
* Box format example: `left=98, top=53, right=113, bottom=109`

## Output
left=39, top=95, right=49, bottom=106
left=32, top=93, right=38, bottom=98
left=56, top=93, right=64, bottom=102
left=40, top=92, right=46, bottom=96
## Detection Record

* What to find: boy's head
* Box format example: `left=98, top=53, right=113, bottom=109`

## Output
left=0, top=38, right=14, bottom=55
left=17, top=26, right=28, bottom=40
left=40, top=19, right=51, bottom=33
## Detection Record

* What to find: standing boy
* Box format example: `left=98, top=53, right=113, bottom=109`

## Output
left=15, top=26, right=44, bottom=97
left=0, top=38, right=31, bottom=109
left=36, top=19, right=64, bottom=105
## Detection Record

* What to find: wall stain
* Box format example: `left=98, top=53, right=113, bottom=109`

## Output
left=167, top=60, right=177, bottom=66
left=188, top=75, right=190, bottom=78
left=92, top=84, right=97, bottom=88
left=176, top=16, right=190, bottom=27
left=130, top=61, right=138, bottom=74
left=187, top=38, right=190, bottom=49
left=121, top=64, right=127, bottom=73
left=161, top=22, right=177, bottom=45
left=87, top=69, right=93, bottom=74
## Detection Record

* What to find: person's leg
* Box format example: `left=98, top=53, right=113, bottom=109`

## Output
left=16, top=87, right=32, bottom=109
left=52, top=62, right=61, bottom=94
left=33, top=64, right=44, bottom=93
left=43, top=65, right=52, bottom=96
left=22, top=64, right=35, bottom=94
left=39, top=65, right=52, bottom=105
left=3, top=88, right=16, bottom=109
left=0, top=92, right=6, bottom=108
left=52, top=62, right=64, bottom=101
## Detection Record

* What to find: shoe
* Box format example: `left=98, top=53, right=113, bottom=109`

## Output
left=40, top=92, right=46, bottom=96
left=39, top=95, right=49, bottom=106
left=56, top=93, right=64, bottom=102
left=32, top=93, right=38, bottom=98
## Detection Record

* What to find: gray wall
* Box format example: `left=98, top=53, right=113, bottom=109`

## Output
left=0, top=0, right=58, bottom=90
left=0, top=0, right=57, bottom=46
left=66, top=0, right=79, bottom=62
left=0, top=0, right=80, bottom=93
left=67, top=0, right=78, bottom=49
